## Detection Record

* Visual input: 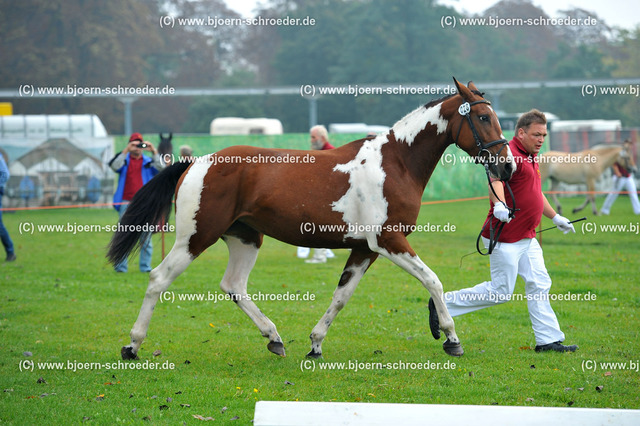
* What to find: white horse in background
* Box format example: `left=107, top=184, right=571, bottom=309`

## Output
left=539, top=145, right=624, bottom=215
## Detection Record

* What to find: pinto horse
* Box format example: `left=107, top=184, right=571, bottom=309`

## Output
left=539, top=145, right=623, bottom=215
left=107, top=78, right=515, bottom=360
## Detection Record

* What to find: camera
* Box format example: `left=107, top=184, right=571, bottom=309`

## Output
left=136, top=142, right=148, bottom=148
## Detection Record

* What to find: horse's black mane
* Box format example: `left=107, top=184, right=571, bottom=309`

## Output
left=422, top=88, right=486, bottom=109
left=424, top=94, right=455, bottom=109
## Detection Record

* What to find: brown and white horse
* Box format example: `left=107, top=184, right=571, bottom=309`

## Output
left=107, top=78, right=515, bottom=360
left=540, top=145, right=624, bottom=215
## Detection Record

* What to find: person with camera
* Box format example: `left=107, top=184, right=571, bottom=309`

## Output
left=0, top=153, right=16, bottom=262
left=108, top=132, right=165, bottom=272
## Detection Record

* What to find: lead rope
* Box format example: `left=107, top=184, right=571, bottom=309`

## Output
left=452, top=99, right=515, bottom=262
left=457, top=176, right=517, bottom=267
left=475, top=169, right=518, bottom=256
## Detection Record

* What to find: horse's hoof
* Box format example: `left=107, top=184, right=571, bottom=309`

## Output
left=267, top=341, right=286, bottom=357
left=428, top=298, right=441, bottom=340
left=443, top=339, right=464, bottom=357
left=121, top=346, right=139, bottom=360
left=306, top=349, right=322, bottom=359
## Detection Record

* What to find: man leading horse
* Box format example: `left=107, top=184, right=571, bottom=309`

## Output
left=430, top=109, right=578, bottom=353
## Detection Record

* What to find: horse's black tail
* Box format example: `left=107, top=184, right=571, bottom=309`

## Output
left=106, top=161, right=191, bottom=266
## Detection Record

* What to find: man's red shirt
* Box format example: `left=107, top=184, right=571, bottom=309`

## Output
left=122, top=156, right=144, bottom=201
left=481, top=136, right=544, bottom=243
left=321, top=141, right=335, bottom=150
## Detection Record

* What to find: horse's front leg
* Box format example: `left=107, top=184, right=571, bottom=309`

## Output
left=307, top=249, right=378, bottom=358
left=589, top=179, right=599, bottom=215
left=549, top=179, right=563, bottom=215
left=375, top=233, right=463, bottom=356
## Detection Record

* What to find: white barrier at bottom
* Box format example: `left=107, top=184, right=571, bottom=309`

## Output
left=254, top=401, right=640, bottom=426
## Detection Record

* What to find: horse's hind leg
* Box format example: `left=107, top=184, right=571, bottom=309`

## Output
left=571, top=197, right=589, bottom=214
left=220, top=229, right=285, bottom=356
left=307, top=249, right=379, bottom=358
left=573, top=179, right=598, bottom=215
left=122, top=244, right=194, bottom=359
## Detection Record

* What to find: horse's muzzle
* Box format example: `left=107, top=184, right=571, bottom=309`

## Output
left=485, top=142, right=515, bottom=181
left=484, top=153, right=515, bottom=181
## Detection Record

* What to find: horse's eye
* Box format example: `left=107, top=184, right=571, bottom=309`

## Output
left=479, top=115, right=490, bottom=122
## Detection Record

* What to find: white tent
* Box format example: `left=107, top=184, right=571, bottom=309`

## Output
left=0, top=115, right=114, bottom=206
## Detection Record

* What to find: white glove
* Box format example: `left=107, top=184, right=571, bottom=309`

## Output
left=552, top=214, right=575, bottom=234
left=493, top=202, right=511, bottom=223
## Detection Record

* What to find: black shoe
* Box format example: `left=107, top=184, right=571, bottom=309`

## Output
left=428, top=298, right=441, bottom=340
left=534, top=341, right=578, bottom=353
left=5, top=253, right=16, bottom=262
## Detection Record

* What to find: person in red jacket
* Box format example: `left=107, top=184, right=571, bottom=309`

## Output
left=109, top=132, right=165, bottom=272
left=298, top=125, right=336, bottom=263
left=430, top=109, right=578, bottom=353
left=309, top=124, right=335, bottom=151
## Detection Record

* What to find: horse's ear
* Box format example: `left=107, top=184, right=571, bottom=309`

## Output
left=169, top=132, right=173, bottom=140
left=468, top=81, right=479, bottom=92
left=453, top=77, right=462, bottom=93
left=453, top=76, right=472, bottom=101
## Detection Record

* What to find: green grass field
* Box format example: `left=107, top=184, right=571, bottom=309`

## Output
left=1, top=196, right=639, bottom=423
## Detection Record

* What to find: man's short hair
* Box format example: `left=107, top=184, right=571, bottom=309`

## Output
left=516, top=109, right=547, bottom=132
left=179, top=145, right=193, bottom=156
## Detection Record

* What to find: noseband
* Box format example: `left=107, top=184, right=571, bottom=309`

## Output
left=453, top=99, right=517, bottom=255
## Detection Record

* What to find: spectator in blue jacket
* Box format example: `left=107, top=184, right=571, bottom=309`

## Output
left=108, top=133, right=164, bottom=272
left=0, top=154, right=15, bottom=262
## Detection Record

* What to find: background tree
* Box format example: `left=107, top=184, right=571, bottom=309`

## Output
left=1, top=0, right=638, bottom=133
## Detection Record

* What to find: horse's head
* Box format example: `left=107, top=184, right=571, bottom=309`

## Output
left=621, top=140, right=637, bottom=170
left=158, top=132, right=173, bottom=156
left=447, top=78, right=515, bottom=181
